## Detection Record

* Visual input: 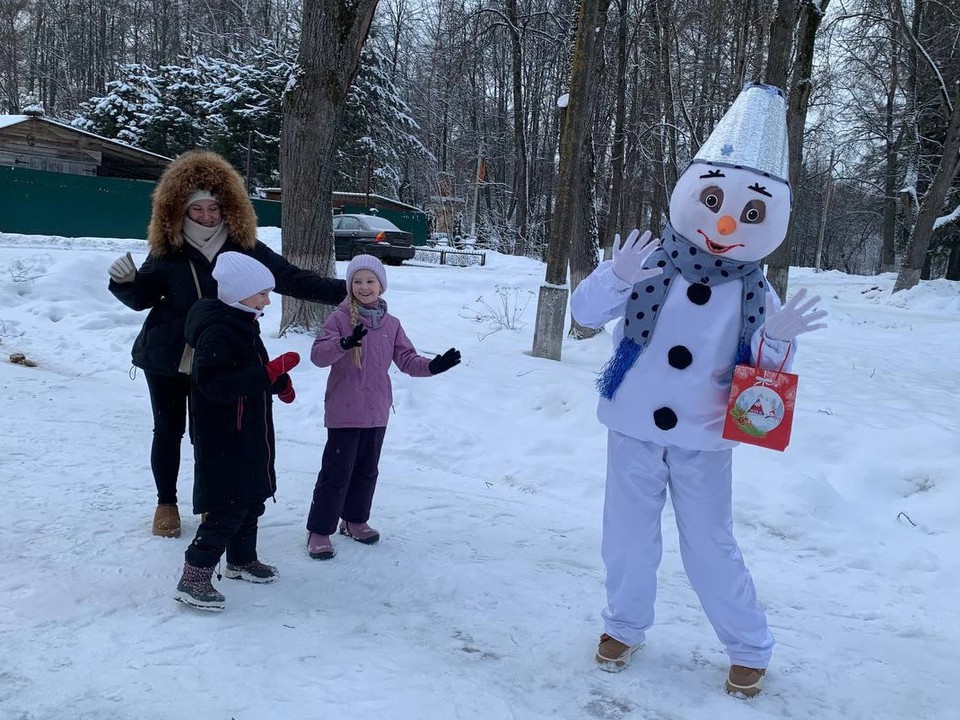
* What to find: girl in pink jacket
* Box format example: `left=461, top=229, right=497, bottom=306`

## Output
left=306, top=255, right=460, bottom=559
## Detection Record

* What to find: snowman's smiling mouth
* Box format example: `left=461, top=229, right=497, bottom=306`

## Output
left=697, top=230, right=744, bottom=254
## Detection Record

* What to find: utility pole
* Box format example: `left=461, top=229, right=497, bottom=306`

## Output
left=245, top=130, right=254, bottom=193
left=814, top=148, right=836, bottom=272
left=365, top=152, right=373, bottom=210
left=468, top=139, right=484, bottom=238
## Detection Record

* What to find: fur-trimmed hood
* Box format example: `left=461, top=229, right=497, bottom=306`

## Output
left=147, top=151, right=258, bottom=255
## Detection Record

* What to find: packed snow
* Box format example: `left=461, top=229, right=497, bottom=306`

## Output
left=0, top=229, right=957, bottom=720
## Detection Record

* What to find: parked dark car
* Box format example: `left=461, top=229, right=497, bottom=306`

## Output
left=332, top=213, right=416, bottom=264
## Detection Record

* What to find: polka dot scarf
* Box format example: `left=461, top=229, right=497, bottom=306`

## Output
left=597, top=223, right=768, bottom=400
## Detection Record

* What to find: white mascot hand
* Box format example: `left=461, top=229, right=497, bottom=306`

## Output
left=763, top=288, right=828, bottom=342
left=611, top=229, right=663, bottom=285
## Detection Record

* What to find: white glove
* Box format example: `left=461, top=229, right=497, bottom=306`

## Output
left=763, top=288, right=828, bottom=342
left=611, top=229, right=663, bottom=285
left=108, top=252, right=136, bottom=284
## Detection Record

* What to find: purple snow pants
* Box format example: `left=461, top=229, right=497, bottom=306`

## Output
left=306, top=427, right=387, bottom=536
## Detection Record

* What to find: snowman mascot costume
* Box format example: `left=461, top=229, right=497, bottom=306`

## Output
left=571, top=83, right=827, bottom=697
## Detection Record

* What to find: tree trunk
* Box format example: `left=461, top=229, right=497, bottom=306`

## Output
left=506, top=0, right=529, bottom=257
left=603, top=0, right=629, bottom=262
left=278, top=0, right=379, bottom=334
left=647, top=0, right=672, bottom=237
left=569, top=124, right=601, bottom=340
left=894, top=84, right=960, bottom=292
left=764, top=0, right=829, bottom=301
left=531, top=0, right=611, bottom=361
left=764, top=0, right=797, bottom=89
left=881, top=14, right=899, bottom=272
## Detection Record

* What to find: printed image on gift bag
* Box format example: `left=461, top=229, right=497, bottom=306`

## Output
left=722, top=340, right=799, bottom=452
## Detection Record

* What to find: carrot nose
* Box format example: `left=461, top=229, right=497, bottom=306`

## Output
left=717, top=215, right=737, bottom=236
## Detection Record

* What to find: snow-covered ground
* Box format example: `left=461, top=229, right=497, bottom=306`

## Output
left=1, top=229, right=958, bottom=720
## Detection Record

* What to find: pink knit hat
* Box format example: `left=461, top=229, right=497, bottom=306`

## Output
left=346, top=254, right=387, bottom=293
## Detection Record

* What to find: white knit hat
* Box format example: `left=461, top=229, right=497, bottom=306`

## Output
left=346, top=254, right=387, bottom=293
left=213, top=252, right=275, bottom=306
left=186, top=189, right=217, bottom=206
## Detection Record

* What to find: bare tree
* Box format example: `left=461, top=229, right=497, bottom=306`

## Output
left=278, top=0, right=379, bottom=334
left=603, top=0, right=630, bottom=260
left=894, top=82, right=960, bottom=291
left=764, top=0, right=831, bottom=301
left=531, top=0, right=611, bottom=361
left=891, top=0, right=960, bottom=291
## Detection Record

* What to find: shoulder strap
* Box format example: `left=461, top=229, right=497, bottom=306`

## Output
left=187, top=259, right=202, bottom=299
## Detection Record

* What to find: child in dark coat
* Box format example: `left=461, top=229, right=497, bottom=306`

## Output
left=174, top=252, right=300, bottom=611
left=305, top=255, right=461, bottom=559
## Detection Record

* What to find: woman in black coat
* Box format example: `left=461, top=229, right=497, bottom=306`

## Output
left=108, top=150, right=346, bottom=538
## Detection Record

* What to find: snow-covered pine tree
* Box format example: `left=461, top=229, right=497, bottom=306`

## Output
left=72, top=64, right=161, bottom=148
left=138, top=63, right=209, bottom=157
left=338, top=42, right=427, bottom=199
left=203, top=42, right=294, bottom=188
left=72, top=61, right=207, bottom=157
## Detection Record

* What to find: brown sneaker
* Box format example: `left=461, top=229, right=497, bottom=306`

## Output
left=725, top=665, right=766, bottom=697
left=595, top=633, right=638, bottom=672
left=152, top=504, right=181, bottom=538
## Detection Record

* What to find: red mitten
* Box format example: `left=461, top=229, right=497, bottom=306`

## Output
left=265, top=351, right=300, bottom=384
left=278, top=376, right=296, bottom=404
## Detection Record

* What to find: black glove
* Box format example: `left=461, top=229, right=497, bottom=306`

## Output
left=428, top=348, right=461, bottom=375
left=340, top=323, right=368, bottom=350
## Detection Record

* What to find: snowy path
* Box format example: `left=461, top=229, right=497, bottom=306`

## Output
left=1, top=236, right=958, bottom=719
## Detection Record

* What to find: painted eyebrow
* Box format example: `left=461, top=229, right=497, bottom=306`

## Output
left=699, top=169, right=725, bottom=179
left=748, top=183, right=772, bottom=197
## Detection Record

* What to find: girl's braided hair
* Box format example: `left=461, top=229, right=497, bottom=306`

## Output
left=348, top=296, right=362, bottom=368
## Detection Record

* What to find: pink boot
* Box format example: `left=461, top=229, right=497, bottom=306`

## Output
left=307, top=533, right=335, bottom=560
left=339, top=520, right=380, bottom=545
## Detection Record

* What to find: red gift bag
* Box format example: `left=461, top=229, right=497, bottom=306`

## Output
left=722, top=340, right=798, bottom=451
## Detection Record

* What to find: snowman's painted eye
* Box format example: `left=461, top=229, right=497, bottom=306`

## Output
left=740, top=199, right=766, bottom=224
left=700, top=186, right=723, bottom=212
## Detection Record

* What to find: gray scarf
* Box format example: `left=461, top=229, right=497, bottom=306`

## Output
left=597, top=223, right=767, bottom=399
left=357, top=300, right=386, bottom=329
left=182, top=218, right=229, bottom=263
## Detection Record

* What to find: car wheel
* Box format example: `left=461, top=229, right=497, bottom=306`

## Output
left=350, top=245, right=367, bottom=259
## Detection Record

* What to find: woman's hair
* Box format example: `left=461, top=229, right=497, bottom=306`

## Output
left=349, top=297, right=362, bottom=368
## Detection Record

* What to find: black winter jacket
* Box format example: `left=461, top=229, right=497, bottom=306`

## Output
left=184, top=298, right=286, bottom=514
left=110, top=241, right=346, bottom=376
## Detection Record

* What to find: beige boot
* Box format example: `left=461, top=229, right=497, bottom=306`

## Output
left=595, top=633, right=638, bottom=672
left=152, top=504, right=181, bottom=538
left=725, top=665, right=766, bottom=697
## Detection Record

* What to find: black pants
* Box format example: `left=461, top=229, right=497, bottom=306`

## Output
left=144, top=371, right=192, bottom=505
left=185, top=501, right=266, bottom=568
left=306, top=427, right=386, bottom=536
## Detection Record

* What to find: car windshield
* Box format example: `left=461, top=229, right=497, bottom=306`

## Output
left=360, top=216, right=401, bottom=231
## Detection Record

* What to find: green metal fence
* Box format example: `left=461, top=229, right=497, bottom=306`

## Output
left=0, top=165, right=282, bottom=239
left=0, top=166, right=431, bottom=245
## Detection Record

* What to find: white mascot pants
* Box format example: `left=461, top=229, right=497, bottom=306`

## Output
left=601, top=430, right=774, bottom=668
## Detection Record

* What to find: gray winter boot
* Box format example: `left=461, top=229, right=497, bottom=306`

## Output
left=339, top=520, right=380, bottom=545
left=224, top=559, right=279, bottom=584
left=174, top=562, right=225, bottom=611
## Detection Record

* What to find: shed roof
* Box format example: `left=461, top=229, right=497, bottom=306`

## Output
left=0, top=115, right=172, bottom=166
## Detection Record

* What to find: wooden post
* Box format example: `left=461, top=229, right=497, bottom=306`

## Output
left=468, top=139, right=484, bottom=238
left=245, top=130, right=253, bottom=193
left=814, top=147, right=835, bottom=272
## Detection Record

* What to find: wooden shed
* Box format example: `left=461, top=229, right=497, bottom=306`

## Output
left=0, top=112, right=171, bottom=180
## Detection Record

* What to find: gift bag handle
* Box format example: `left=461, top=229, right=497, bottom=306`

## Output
left=755, top=337, right=791, bottom=377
